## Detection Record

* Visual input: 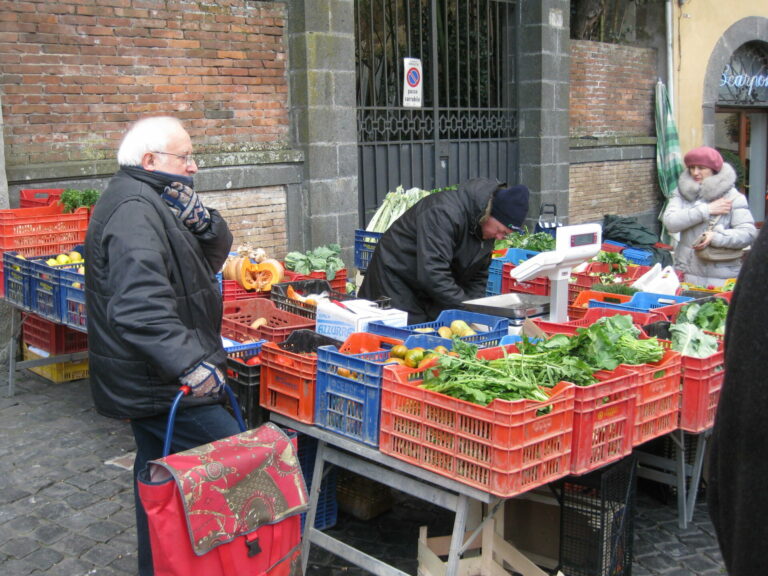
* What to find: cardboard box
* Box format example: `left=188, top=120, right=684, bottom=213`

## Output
left=315, top=299, right=408, bottom=342
left=504, top=490, right=561, bottom=568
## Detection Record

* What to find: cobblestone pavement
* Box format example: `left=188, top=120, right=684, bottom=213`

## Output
left=1, top=371, right=726, bottom=575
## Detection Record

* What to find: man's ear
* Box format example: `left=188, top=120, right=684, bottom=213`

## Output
left=141, top=152, right=156, bottom=171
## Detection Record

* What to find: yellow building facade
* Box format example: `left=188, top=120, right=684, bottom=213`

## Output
left=672, top=1, right=768, bottom=222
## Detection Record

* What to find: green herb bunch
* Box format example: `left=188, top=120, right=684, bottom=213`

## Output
left=60, top=189, right=100, bottom=213
left=284, top=244, right=345, bottom=280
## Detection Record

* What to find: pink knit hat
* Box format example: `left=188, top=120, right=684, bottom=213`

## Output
left=684, top=146, right=723, bottom=173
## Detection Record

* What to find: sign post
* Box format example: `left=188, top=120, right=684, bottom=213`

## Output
left=402, top=58, right=423, bottom=108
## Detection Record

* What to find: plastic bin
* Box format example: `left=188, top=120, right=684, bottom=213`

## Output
left=366, top=309, right=508, bottom=349
left=591, top=292, right=693, bottom=318
left=486, top=248, right=539, bottom=296
left=567, top=290, right=633, bottom=321
left=58, top=266, right=86, bottom=330
left=221, top=279, right=271, bottom=302
left=622, top=247, right=655, bottom=266
left=22, top=342, right=89, bottom=384
left=259, top=330, right=342, bottom=423
left=354, top=229, right=383, bottom=273
left=629, top=350, right=683, bottom=446
left=501, top=261, right=550, bottom=296
left=224, top=340, right=267, bottom=429
left=221, top=298, right=315, bottom=344
left=0, top=205, right=88, bottom=251
left=282, top=268, right=348, bottom=293
left=3, top=251, right=30, bottom=309
left=271, top=279, right=390, bottom=320
left=19, top=189, right=64, bottom=208
left=22, top=312, right=88, bottom=355
left=379, top=363, right=574, bottom=498
left=26, top=257, right=83, bottom=323
left=297, top=434, right=338, bottom=532
left=315, top=333, right=403, bottom=447
left=570, top=366, right=637, bottom=475
left=567, top=262, right=639, bottom=303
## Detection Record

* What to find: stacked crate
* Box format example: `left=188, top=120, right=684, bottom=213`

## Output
left=21, top=313, right=89, bottom=383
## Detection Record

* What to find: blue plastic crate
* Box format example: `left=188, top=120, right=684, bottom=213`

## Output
left=402, top=334, right=454, bottom=350
left=59, top=267, right=86, bottom=331
left=297, top=434, right=338, bottom=532
left=354, top=229, right=383, bottom=272
left=366, top=309, right=509, bottom=348
left=3, top=252, right=30, bottom=310
left=27, top=258, right=77, bottom=323
left=622, top=247, right=655, bottom=266
left=591, top=292, right=693, bottom=314
left=603, top=240, right=628, bottom=250
left=315, top=347, right=396, bottom=447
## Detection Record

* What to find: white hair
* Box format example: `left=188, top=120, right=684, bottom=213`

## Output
left=116, top=116, right=185, bottom=166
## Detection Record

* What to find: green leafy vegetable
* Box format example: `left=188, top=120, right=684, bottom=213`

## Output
left=60, top=189, right=100, bottom=213
left=676, top=299, right=728, bottom=334
left=670, top=323, right=719, bottom=358
left=284, top=244, right=345, bottom=280
left=494, top=228, right=556, bottom=252
left=366, top=185, right=452, bottom=233
left=594, top=251, right=630, bottom=274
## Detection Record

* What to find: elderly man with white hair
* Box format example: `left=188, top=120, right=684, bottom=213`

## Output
left=85, top=116, right=240, bottom=576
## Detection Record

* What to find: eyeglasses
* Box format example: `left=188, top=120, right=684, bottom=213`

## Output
left=152, top=151, right=196, bottom=166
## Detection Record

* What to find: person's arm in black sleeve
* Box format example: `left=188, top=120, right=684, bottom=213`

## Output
left=193, top=208, right=233, bottom=272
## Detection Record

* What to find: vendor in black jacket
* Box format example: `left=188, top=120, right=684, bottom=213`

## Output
left=85, top=116, right=241, bottom=576
left=359, top=178, right=529, bottom=323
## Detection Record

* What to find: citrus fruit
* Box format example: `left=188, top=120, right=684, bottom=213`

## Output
left=433, top=345, right=449, bottom=355
left=403, top=349, right=424, bottom=368
left=390, top=344, right=408, bottom=359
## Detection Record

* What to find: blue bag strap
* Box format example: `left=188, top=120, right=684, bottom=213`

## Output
left=163, top=383, right=247, bottom=457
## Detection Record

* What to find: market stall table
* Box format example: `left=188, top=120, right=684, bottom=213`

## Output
left=270, top=413, right=564, bottom=576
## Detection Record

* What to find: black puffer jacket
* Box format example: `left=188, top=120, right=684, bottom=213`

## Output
left=84, top=168, right=232, bottom=419
left=358, top=178, right=499, bottom=323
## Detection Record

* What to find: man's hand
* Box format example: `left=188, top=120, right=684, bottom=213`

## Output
left=161, top=182, right=211, bottom=233
left=180, top=361, right=225, bottom=398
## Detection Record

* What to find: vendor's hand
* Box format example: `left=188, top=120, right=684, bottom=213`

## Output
left=180, top=361, right=224, bottom=398
left=708, top=197, right=733, bottom=216
left=692, top=230, right=714, bottom=250
left=161, top=182, right=211, bottom=233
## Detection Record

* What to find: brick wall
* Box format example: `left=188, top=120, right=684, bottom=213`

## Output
left=0, top=0, right=289, bottom=166
left=570, top=41, right=656, bottom=138
left=569, top=159, right=658, bottom=224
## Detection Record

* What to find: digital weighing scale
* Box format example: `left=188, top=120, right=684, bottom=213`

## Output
left=462, top=223, right=603, bottom=325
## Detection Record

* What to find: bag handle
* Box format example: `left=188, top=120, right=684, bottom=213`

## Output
left=163, top=383, right=247, bottom=457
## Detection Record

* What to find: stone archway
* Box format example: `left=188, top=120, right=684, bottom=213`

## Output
left=702, top=16, right=768, bottom=144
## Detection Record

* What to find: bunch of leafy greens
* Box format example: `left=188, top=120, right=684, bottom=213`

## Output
left=365, top=185, right=454, bottom=233
left=420, top=338, right=579, bottom=406
left=60, top=189, right=100, bottom=213
left=494, top=228, right=556, bottom=252
left=284, top=244, right=345, bottom=280
left=594, top=251, right=630, bottom=274
left=669, top=323, right=719, bottom=359
left=675, top=299, right=728, bottom=334
left=519, top=314, right=665, bottom=372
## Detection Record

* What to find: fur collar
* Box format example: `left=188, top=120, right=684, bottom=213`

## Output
left=677, top=162, right=737, bottom=202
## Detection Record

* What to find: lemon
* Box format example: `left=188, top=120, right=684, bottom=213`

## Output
left=56, top=253, right=71, bottom=265
left=46, top=258, right=58, bottom=266
left=68, top=251, right=82, bottom=263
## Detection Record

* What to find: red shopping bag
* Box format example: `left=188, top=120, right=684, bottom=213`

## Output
left=138, top=386, right=308, bottom=576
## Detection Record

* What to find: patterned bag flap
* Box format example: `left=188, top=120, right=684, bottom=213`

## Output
left=149, top=422, right=309, bottom=556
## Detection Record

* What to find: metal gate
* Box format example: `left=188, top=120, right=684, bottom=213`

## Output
left=356, top=0, right=519, bottom=225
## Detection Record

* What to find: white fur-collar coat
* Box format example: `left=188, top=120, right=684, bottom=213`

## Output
left=662, top=162, right=757, bottom=287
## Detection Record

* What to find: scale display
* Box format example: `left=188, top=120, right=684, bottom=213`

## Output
left=569, top=232, right=598, bottom=248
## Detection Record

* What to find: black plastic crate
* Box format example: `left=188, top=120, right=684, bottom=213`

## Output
left=557, top=454, right=637, bottom=576
left=224, top=340, right=267, bottom=429
left=271, top=279, right=390, bottom=320
left=297, top=433, right=338, bottom=532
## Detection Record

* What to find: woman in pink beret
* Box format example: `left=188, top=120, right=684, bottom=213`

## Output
left=662, top=146, right=757, bottom=287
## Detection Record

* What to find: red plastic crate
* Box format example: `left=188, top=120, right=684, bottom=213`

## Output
left=570, top=366, right=637, bottom=475
left=501, top=262, right=550, bottom=296
left=221, top=279, right=271, bottom=302
left=258, top=331, right=340, bottom=424
left=19, top=189, right=64, bottom=208
left=567, top=290, right=632, bottom=321
left=221, top=298, right=315, bottom=344
left=628, top=350, right=682, bottom=446
left=0, top=205, right=88, bottom=251
left=338, top=332, right=403, bottom=353
left=567, top=262, right=639, bottom=303
left=533, top=308, right=664, bottom=337
left=21, top=312, right=88, bottom=355
left=379, top=363, right=574, bottom=498
left=282, top=268, right=348, bottom=293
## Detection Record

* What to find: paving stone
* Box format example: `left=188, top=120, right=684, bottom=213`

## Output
left=43, top=556, right=96, bottom=576
left=81, top=541, right=131, bottom=567
left=0, top=535, right=39, bottom=559
left=23, top=546, right=65, bottom=571
left=81, top=519, right=125, bottom=543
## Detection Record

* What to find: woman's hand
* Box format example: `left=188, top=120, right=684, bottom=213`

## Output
left=708, top=197, right=733, bottom=216
left=692, top=230, right=714, bottom=250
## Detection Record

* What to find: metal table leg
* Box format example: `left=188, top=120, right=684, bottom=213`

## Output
left=300, top=439, right=327, bottom=575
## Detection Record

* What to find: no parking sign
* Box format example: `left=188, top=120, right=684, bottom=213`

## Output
left=403, top=58, right=423, bottom=108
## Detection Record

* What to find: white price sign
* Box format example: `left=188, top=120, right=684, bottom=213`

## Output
left=402, top=58, right=423, bottom=108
